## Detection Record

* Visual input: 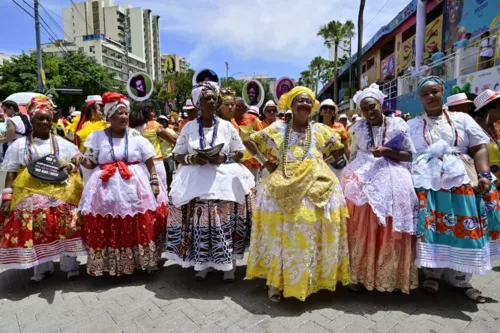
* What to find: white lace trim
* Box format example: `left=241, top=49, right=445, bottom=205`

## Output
left=163, top=253, right=235, bottom=272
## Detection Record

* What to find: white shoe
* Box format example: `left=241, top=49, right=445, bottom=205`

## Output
left=66, top=270, right=80, bottom=281
left=194, top=267, right=213, bottom=281
left=30, top=269, right=54, bottom=284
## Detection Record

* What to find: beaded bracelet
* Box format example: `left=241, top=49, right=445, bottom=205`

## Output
left=2, top=188, right=13, bottom=194
left=187, top=154, right=194, bottom=165
left=2, top=193, right=12, bottom=201
left=478, top=172, right=493, bottom=181
left=225, top=153, right=233, bottom=164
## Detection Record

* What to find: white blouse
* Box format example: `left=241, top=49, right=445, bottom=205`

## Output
left=1, top=135, right=80, bottom=172
left=170, top=118, right=254, bottom=207
left=408, top=111, right=489, bottom=190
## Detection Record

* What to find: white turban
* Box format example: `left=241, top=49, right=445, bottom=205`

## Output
left=263, top=100, right=276, bottom=111
left=353, top=83, right=385, bottom=107
left=191, top=81, right=220, bottom=109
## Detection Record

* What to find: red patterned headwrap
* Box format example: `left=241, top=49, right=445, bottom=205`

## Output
left=26, top=95, right=54, bottom=120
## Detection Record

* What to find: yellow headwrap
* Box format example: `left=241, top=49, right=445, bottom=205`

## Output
left=26, top=95, right=54, bottom=120
left=277, top=86, right=319, bottom=113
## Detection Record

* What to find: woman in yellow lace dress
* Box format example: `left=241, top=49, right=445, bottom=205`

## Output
left=243, top=86, right=351, bottom=302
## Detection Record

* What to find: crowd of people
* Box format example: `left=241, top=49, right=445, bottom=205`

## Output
left=0, top=73, right=499, bottom=305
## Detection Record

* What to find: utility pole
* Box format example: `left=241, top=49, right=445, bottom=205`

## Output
left=34, top=0, right=44, bottom=92
left=225, top=62, right=229, bottom=83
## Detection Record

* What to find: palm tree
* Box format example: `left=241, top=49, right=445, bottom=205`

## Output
left=309, top=56, right=326, bottom=95
left=357, top=0, right=366, bottom=90
left=298, top=70, right=314, bottom=90
left=318, top=20, right=355, bottom=102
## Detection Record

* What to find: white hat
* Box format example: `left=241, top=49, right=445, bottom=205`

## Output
left=248, top=106, right=260, bottom=116
left=339, top=114, right=348, bottom=120
left=285, top=110, right=292, bottom=115
left=277, top=110, right=285, bottom=116
left=157, top=115, right=169, bottom=122
left=319, top=99, right=337, bottom=109
left=183, top=99, right=196, bottom=110
left=351, top=114, right=359, bottom=121
left=86, top=95, right=102, bottom=103
left=446, top=93, right=473, bottom=106
left=474, top=89, right=500, bottom=112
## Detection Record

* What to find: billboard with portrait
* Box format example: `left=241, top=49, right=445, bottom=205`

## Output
left=274, top=77, right=295, bottom=102
left=163, top=56, right=175, bottom=74
left=127, top=72, right=153, bottom=101
left=192, top=69, right=219, bottom=86
left=242, top=80, right=265, bottom=108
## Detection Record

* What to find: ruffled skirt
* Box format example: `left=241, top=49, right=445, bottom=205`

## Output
left=346, top=201, right=418, bottom=294
left=0, top=195, right=86, bottom=269
left=416, top=184, right=500, bottom=275
left=245, top=182, right=351, bottom=301
left=165, top=194, right=253, bottom=271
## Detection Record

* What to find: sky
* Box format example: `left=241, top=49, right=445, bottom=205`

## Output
left=0, top=0, right=411, bottom=82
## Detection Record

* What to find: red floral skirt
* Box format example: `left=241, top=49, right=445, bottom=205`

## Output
left=83, top=204, right=168, bottom=276
left=0, top=203, right=86, bottom=269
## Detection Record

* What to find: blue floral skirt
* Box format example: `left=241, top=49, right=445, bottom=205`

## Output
left=416, top=184, right=500, bottom=275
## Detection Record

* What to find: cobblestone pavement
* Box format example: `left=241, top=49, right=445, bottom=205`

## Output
left=1, top=257, right=499, bottom=333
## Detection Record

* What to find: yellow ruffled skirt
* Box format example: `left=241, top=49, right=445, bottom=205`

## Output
left=246, top=170, right=351, bottom=301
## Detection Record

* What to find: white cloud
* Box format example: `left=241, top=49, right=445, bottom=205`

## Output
left=120, top=0, right=410, bottom=67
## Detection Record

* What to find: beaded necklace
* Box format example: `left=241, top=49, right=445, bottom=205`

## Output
left=367, top=116, right=388, bottom=148
left=423, top=110, right=458, bottom=146
left=281, top=120, right=312, bottom=179
left=106, top=128, right=129, bottom=162
left=197, top=115, right=219, bottom=149
left=25, top=133, right=59, bottom=163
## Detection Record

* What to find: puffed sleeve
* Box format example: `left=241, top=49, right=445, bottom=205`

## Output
left=0, top=139, right=23, bottom=172
left=56, top=137, right=81, bottom=162
left=138, top=136, right=156, bottom=162
left=249, top=123, right=278, bottom=154
left=83, top=131, right=100, bottom=164
left=228, top=123, right=244, bottom=152
left=173, top=122, right=189, bottom=155
left=314, top=123, right=344, bottom=156
left=463, top=113, right=489, bottom=148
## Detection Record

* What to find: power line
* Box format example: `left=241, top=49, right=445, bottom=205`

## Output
left=39, top=1, right=73, bottom=42
left=70, top=0, right=93, bottom=35
left=364, top=0, right=392, bottom=29
left=12, top=0, right=116, bottom=91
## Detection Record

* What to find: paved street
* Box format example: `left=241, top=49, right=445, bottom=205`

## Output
left=0, top=256, right=499, bottom=333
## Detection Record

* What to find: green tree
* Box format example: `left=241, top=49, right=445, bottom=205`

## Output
left=161, top=69, right=195, bottom=111
left=309, top=56, right=326, bottom=95
left=298, top=70, right=314, bottom=90
left=318, top=20, right=355, bottom=102
left=0, top=52, right=123, bottom=113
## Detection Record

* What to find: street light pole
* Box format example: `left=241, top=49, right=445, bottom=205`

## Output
left=225, top=62, right=229, bottom=83
left=34, top=0, right=44, bottom=93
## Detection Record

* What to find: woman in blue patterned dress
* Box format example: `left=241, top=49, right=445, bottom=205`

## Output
left=408, top=77, right=500, bottom=303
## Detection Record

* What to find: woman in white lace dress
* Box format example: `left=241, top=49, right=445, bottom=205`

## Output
left=78, top=92, right=169, bottom=276
left=341, top=84, right=419, bottom=293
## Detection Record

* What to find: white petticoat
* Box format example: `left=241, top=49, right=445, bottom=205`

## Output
left=78, top=163, right=169, bottom=217
left=169, top=163, right=255, bottom=208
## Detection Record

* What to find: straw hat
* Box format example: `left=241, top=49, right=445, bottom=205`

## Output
left=446, top=93, right=473, bottom=106
left=474, top=89, right=500, bottom=112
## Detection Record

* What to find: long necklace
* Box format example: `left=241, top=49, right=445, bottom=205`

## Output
left=198, top=116, right=219, bottom=149
left=367, top=116, right=388, bottom=148
left=423, top=110, right=459, bottom=146
left=281, top=120, right=312, bottom=179
left=25, top=133, right=59, bottom=163
left=106, top=128, right=129, bottom=162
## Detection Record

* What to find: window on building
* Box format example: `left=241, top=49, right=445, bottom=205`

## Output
left=90, top=46, right=95, bottom=53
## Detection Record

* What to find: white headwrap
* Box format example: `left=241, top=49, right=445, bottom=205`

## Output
left=191, top=81, right=220, bottom=109
left=353, top=83, right=385, bottom=107
left=102, top=92, right=130, bottom=119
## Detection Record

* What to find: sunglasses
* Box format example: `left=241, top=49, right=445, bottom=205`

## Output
left=321, top=106, right=336, bottom=111
left=266, top=108, right=278, bottom=113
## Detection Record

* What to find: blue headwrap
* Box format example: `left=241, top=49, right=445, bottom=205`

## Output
left=417, top=76, right=445, bottom=93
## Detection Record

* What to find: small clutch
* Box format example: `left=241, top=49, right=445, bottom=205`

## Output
left=193, top=143, right=224, bottom=157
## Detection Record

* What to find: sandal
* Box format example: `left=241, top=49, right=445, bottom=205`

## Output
left=66, top=270, right=80, bottom=281
left=223, top=269, right=235, bottom=283
left=458, top=287, right=490, bottom=303
left=268, top=287, right=282, bottom=303
left=29, top=270, right=54, bottom=284
left=423, top=278, right=440, bottom=293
